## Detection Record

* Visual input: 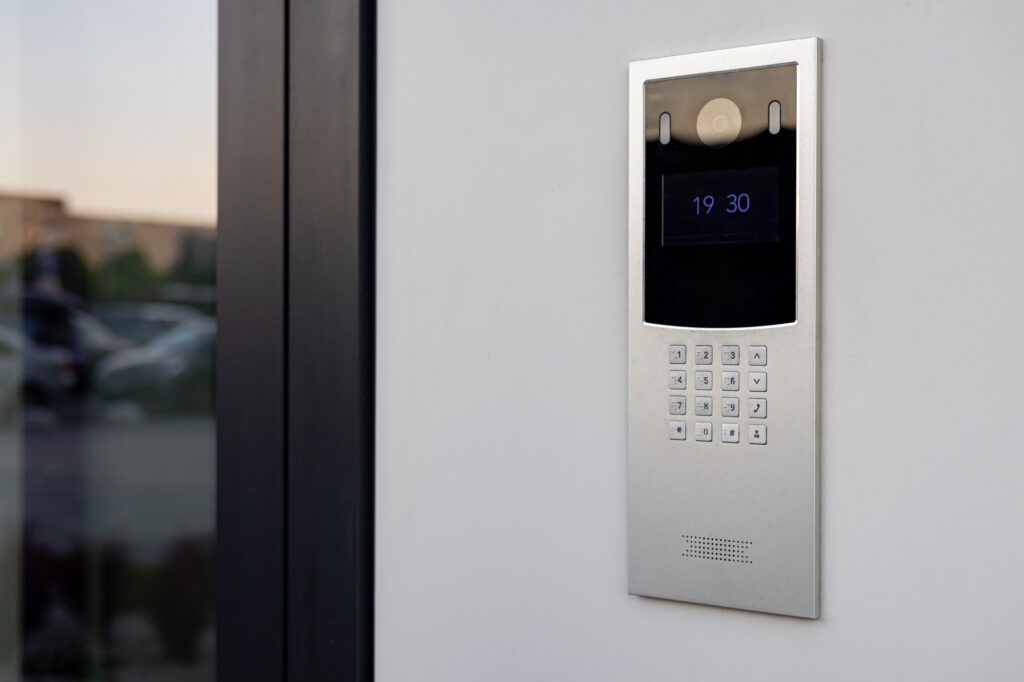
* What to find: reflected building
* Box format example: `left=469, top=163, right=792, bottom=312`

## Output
left=0, top=194, right=214, bottom=306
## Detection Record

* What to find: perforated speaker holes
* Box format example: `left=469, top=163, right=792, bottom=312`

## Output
left=682, top=534, right=753, bottom=564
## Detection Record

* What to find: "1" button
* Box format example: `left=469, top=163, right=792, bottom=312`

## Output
left=669, top=345, right=686, bottom=364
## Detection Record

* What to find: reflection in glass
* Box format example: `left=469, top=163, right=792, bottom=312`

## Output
left=0, top=2, right=216, bottom=680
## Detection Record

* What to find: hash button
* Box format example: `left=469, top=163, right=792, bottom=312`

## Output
left=722, top=424, right=740, bottom=443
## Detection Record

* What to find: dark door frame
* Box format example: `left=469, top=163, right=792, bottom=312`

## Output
left=217, top=1, right=375, bottom=680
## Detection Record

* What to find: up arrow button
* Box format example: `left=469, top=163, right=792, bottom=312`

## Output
left=749, top=346, right=767, bottom=366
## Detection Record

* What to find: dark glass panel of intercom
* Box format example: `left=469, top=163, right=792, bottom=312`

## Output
left=644, top=65, right=797, bottom=328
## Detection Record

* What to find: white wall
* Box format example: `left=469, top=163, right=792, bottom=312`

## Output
left=376, top=2, right=1024, bottom=679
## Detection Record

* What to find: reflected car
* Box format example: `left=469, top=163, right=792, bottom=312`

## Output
left=21, top=291, right=131, bottom=395
left=95, top=318, right=215, bottom=414
left=0, top=324, right=77, bottom=415
left=93, top=302, right=206, bottom=345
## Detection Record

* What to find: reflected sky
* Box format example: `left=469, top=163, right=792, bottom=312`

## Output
left=0, top=0, right=216, bottom=226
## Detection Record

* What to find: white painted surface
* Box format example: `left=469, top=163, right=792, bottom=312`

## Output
left=376, top=2, right=1024, bottom=679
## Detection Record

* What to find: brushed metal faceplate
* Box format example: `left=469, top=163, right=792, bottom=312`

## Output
left=627, top=38, right=820, bottom=618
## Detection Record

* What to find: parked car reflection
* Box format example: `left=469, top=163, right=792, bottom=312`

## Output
left=96, top=317, right=215, bottom=415
left=21, top=291, right=131, bottom=400
left=93, top=302, right=206, bottom=346
left=0, top=324, right=77, bottom=417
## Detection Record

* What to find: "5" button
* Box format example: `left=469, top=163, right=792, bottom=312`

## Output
left=695, top=371, right=713, bottom=390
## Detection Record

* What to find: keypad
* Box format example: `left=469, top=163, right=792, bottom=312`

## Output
left=664, top=343, right=768, bottom=445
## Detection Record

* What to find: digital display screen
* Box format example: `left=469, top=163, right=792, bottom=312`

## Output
left=661, top=167, right=779, bottom=246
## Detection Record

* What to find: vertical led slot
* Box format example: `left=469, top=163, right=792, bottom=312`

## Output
left=658, top=112, right=671, bottom=145
left=768, top=100, right=781, bottom=135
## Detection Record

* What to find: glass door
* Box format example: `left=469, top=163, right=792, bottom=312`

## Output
left=1, top=2, right=217, bottom=679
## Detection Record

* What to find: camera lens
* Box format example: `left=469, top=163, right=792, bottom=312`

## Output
left=696, top=98, right=742, bottom=147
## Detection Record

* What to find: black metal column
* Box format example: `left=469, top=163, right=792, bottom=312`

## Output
left=288, top=0, right=376, bottom=679
left=217, top=1, right=288, bottom=681
left=219, top=0, right=374, bottom=678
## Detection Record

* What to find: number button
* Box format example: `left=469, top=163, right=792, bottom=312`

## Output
left=749, top=372, right=767, bottom=392
left=694, top=396, right=713, bottom=416
left=695, top=422, right=713, bottom=442
left=695, top=371, right=713, bottom=390
left=749, top=398, right=767, bottom=418
left=722, top=345, right=739, bottom=365
left=669, top=345, right=686, bottom=364
left=722, top=397, right=739, bottom=418
left=722, top=371, right=739, bottom=391
left=669, top=421, right=687, bottom=441
left=669, top=396, right=686, bottom=415
left=749, top=346, right=767, bottom=366
left=695, top=345, right=713, bottom=365
left=721, top=423, right=740, bottom=443
left=748, top=425, right=767, bottom=445
left=669, top=370, right=687, bottom=390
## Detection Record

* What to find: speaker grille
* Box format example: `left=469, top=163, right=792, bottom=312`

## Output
left=682, top=534, right=753, bottom=564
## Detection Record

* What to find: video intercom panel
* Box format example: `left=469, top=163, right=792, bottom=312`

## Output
left=627, top=39, right=820, bottom=618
